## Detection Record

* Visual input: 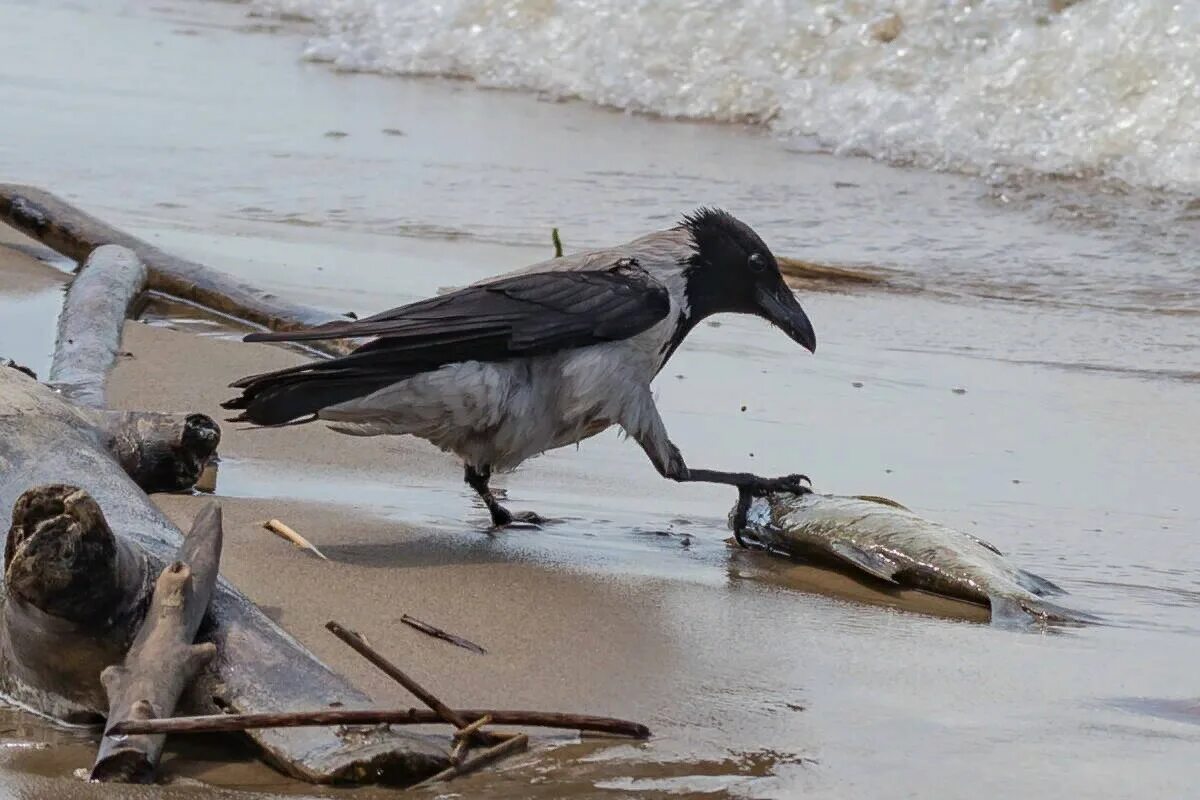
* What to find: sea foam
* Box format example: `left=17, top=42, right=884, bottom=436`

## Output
left=248, top=1, right=1199, bottom=192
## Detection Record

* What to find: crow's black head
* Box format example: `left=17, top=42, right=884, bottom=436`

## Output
left=679, top=208, right=816, bottom=353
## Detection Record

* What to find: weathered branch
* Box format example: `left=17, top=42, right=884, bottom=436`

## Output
left=1, top=484, right=149, bottom=723
left=0, top=371, right=448, bottom=784
left=0, top=184, right=353, bottom=356
left=91, top=501, right=223, bottom=783
left=4, top=485, right=125, bottom=623
left=111, top=708, right=652, bottom=739
left=325, top=621, right=499, bottom=744
left=411, top=733, right=528, bottom=789
left=48, top=245, right=147, bottom=408
left=90, top=410, right=221, bottom=494
left=400, top=613, right=487, bottom=654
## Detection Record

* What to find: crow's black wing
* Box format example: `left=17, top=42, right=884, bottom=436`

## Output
left=223, top=264, right=670, bottom=425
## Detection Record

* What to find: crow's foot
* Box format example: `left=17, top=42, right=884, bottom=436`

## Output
left=741, top=473, right=812, bottom=496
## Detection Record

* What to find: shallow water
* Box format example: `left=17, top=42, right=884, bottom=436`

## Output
left=247, top=0, right=1200, bottom=193
left=1, top=0, right=1199, bottom=797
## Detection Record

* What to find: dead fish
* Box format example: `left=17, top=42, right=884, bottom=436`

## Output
left=730, top=491, right=1094, bottom=626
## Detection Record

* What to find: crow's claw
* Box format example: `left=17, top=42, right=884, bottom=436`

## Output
left=746, top=473, right=811, bottom=496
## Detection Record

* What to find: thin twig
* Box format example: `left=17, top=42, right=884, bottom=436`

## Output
left=449, top=714, right=492, bottom=765
left=449, top=736, right=471, bottom=766
left=326, top=621, right=467, bottom=727
left=401, top=614, right=487, bottom=654
left=452, top=714, right=494, bottom=740
left=327, top=621, right=506, bottom=745
left=410, top=733, right=528, bottom=790
left=551, top=228, right=563, bottom=258
left=108, top=708, right=651, bottom=738
left=263, top=519, right=328, bottom=560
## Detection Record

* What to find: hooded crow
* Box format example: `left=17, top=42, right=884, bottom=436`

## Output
left=223, top=208, right=817, bottom=526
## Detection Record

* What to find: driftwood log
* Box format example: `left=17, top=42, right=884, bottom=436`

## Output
left=0, top=184, right=353, bottom=356
left=91, top=501, right=222, bottom=782
left=0, top=366, right=447, bottom=784
left=48, top=244, right=147, bottom=408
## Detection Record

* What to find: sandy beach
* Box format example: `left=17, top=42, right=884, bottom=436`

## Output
left=2, top=0, right=1199, bottom=798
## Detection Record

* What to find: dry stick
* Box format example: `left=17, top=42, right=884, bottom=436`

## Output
left=91, top=502, right=223, bottom=783
left=446, top=714, right=492, bottom=767
left=449, top=737, right=472, bottom=766
left=0, top=184, right=354, bottom=357
left=326, top=621, right=467, bottom=728
left=400, top=613, right=487, bottom=655
left=109, top=709, right=651, bottom=739
left=264, top=519, right=328, bottom=560
left=450, top=713, right=493, bottom=766
left=325, top=621, right=502, bottom=746
left=452, top=714, right=494, bottom=741
left=410, top=733, right=529, bottom=790
left=48, top=244, right=147, bottom=408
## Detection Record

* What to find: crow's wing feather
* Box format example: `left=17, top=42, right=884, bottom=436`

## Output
left=224, top=265, right=670, bottom=425
left=242, top=267, right=667, bottom=348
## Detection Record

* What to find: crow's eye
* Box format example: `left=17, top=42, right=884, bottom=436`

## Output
left=748, top=253, right=766, bottom=273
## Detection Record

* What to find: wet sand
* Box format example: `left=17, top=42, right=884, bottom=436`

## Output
left=2, top=0, right=1200, bottom=797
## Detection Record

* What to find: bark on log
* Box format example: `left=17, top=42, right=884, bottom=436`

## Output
left=91, top=501, right=223, bottom=783
left=0, top=367, right=447, bottom=784
left=0, top=184, right=353, bottom=356
left=48, top=245, right=147, bottom=408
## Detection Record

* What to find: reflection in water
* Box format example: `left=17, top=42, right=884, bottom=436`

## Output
left=0, top=288, right=63, bottom=377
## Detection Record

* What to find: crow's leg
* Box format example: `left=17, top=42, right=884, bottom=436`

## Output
left=730, top=485, right=756, bottom=548
left=464, top=464, right=545, bottom=528
left=677, top=469, right=811, bottom=495
left=624, top=394, right=811, bottom=498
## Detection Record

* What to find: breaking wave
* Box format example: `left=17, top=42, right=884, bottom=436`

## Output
left=248, top=0, right=1199, bottom=192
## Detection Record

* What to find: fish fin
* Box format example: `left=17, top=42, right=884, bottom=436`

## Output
left=988, top=594, right=1099, bottom=628
left=829, top=541, right=901, bottom=584
left=964, top=532, right=1004, bottom=556
left=852, top=495, right=911, bottom=511
left=1014, top=568, right=1066, bottom=596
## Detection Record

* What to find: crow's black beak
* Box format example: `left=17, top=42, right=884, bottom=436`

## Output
left=755, top=282, right=816, bottom=353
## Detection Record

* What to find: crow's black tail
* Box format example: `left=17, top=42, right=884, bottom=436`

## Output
left=222, top=361, right=416, bottom=426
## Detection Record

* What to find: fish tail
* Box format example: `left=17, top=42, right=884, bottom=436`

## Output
left=989, top=593, right=1100, bottom=628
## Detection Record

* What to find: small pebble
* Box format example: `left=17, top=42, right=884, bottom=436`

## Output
left=381, top=128, right=405, bottom=136
left=866, top=12, right=904, bottom=43
left=852, top=381, right=864, bottom=388
left=1012, top=479, right=1021, bottom=484
left=324, top=130, right=349, bottom=138
left=952, top=387, right=967, bottom=395
left=740, top=405, right=747, bottom=412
